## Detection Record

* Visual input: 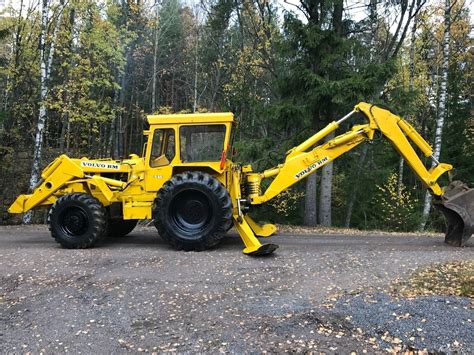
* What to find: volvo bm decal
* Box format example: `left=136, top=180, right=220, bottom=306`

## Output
left=295, top=156, right=329, bottom=179
left=80, top=161, right=120, bottom=170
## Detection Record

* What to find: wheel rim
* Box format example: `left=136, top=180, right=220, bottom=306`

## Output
left=169, top=189, right=213, bottom=239
left=59, top=206, right=89, bottom=237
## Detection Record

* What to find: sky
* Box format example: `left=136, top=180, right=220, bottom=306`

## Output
left=1, top=0, right=472, bottom=33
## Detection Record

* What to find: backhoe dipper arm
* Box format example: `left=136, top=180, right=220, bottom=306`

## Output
left=246, top=102, right=452, bottom=205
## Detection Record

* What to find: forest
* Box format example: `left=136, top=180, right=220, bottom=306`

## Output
left=0, top=0, right=472, bottom=231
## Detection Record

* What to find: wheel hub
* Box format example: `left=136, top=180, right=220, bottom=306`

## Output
left=170, top=190, right=212, bottom=234
left=61, top=207, right=88, bottom=236
left=181, top=200, right=206, bottom=224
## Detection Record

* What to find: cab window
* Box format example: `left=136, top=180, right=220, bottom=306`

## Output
left=150, top=128, right=175, bottom=167
left=180, top=125, right=226, bottom=162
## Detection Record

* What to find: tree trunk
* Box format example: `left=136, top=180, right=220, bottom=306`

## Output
left=193, top=26, right=199, bottom=112
left=171, top=69, right=175, bottom=111
left=408, top=15, right=417, bottom=92
left=59, top=112, right=68, bottom=151
left=117, top=69, right=127, bottom=158
left=369, top=0, right=377, bottom=61
left=25, top=0, right=50, bottom=223
left=344, top=144, right=368, bottom=227
left=24, top=0, right=63, bottom=224
left=397, top=156, right=404, bottom=199
left=419, top=0, right=451, bottom=231
left=0, top=0, right=23, bottom=138
left=109, top=111, right=117, bottom=157
left=319, top=132, right=335, bottom=226
left=152, top=3, right=159, bottom=112
left=113, top=1, right=131, bottom=159
left=59, top=6, right=77, bottom=152
left=304, top=171, right=317, bottom=226
left=304, top=109, right=321, bottom=227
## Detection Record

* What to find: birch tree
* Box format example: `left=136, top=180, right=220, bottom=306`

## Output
left=419, top=0, right=451, bottom=230
left=24, top=0, right=64, bottom=223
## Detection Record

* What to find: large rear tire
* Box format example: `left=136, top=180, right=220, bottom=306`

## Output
left=153, top=171, right=232, bottom=251
left=47, top=193, right=107, bottom=249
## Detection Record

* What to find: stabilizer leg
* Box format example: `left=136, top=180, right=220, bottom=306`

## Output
left=244, top=215, right=277, bottom=238
left=233, top=216, right=278, bottom=255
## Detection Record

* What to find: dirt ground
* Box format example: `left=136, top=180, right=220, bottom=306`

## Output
left=0, top=225, right=472, bottom=353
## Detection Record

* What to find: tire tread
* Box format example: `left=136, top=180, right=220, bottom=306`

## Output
left=153, top=172, right=232, bottom=251
left=47, top=193, right=107, bottom=249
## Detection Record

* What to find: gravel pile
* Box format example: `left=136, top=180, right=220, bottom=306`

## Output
left=334, top=292, right=473, bottom=352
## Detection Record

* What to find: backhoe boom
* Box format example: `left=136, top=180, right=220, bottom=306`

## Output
left=245, top=102, right=452, bottom=205
left=240, top=102, right=472, bottom=248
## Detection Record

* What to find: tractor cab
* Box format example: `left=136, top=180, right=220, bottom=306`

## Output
left=144, top=112, right=235, bottom=191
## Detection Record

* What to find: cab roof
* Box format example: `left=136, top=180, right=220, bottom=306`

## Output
left=147, top=112, right=234, bottom=125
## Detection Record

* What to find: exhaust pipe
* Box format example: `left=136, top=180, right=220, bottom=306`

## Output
left=433, top=181, right=474, bottom=246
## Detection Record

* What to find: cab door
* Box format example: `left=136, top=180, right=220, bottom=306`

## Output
left=145, top=127, right=176, bottom=192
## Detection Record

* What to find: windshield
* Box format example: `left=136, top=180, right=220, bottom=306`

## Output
left=180, top=125, right=226, bottom=162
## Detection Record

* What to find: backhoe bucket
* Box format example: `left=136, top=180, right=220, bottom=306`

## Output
left=433, top=181, right=474, bottom=247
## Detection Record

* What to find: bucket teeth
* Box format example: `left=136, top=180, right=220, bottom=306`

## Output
left=433, top=181, right=474, bottom=247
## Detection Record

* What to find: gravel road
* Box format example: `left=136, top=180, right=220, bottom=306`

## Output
left=0, top=225, right=472, bottom=353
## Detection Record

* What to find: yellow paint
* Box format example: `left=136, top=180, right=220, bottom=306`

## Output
left=9, top=103, right=457, bottom=254
left=147, top=112, right=234, bottom=125
left=244, top=215, right=277, bottom=237
left=123, top=200, right=153, bottom=219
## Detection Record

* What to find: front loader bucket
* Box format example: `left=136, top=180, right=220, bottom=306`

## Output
left=433, top=181, right=474, bottom=247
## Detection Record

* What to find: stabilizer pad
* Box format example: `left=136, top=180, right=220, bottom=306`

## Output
left=247, top=243, right=279, bottom=256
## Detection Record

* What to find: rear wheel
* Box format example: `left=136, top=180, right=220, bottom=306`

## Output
left=107, top=219, right=138, bottom=238
left=153, top=172, right=232, bottom=251
left=48, top=193, right=107, bottom=249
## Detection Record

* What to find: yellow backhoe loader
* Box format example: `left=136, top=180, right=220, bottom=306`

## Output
left=9, top=103, right=473, bottom=255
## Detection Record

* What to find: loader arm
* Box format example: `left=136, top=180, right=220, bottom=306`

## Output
left=246, top=102, right=452, bottom=205
left=8, top=155, right=129, bottom=213
left=8, top=155, right=85, bottom=213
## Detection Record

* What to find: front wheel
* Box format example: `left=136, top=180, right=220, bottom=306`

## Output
left=47, top=193, right=107, bottom=249
left=153, top=172, right=232, bottom=251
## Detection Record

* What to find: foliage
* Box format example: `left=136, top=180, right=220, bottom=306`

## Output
left=268, top=188, right=305, bottom=218
left=0, top=5, right=41, bottom=151
left=370, top=173, right=420, bottom=231
left=0, top=0, right=472, bottom=232
left=46, top=1, right=125, bottom=153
